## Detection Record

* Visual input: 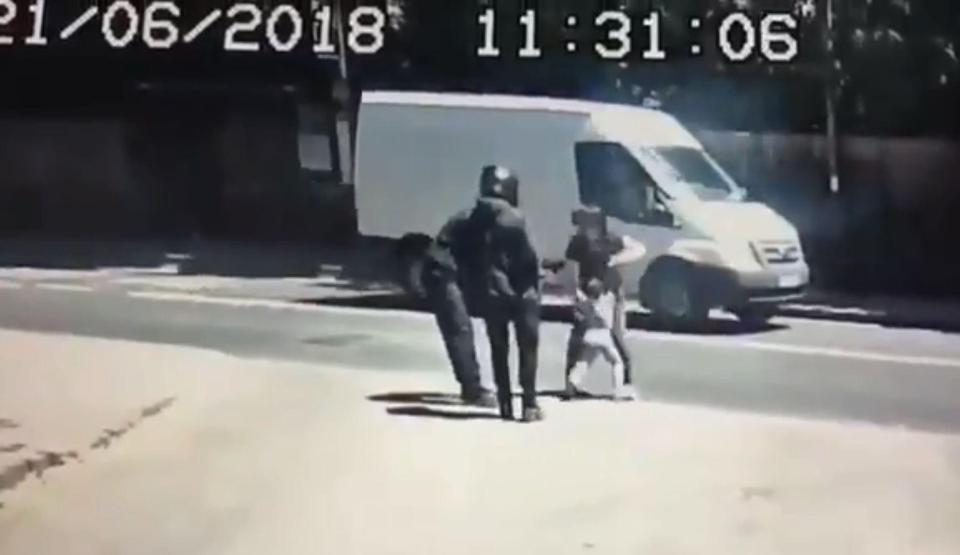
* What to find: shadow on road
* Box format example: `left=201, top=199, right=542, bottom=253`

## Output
left=777, top=304, right=960, bottom=334
left=370, top=392, right=501, bottom=421
left=621, top=311, right=788, bottom=336
left=385, top=406, right=501, bottom=421
left=369, top=392, right=464, bottom=406
left=304, top=296, right=788, bottom=336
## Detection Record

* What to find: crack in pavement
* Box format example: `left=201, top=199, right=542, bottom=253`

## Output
left=0, top=451, right=80, bottom=496
left=0, top=397, right=177, bottom=506
left=91, top=397, right=176, bottom=450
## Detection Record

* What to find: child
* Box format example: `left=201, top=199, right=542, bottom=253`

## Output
left=564, top=278, right=637, bottom=402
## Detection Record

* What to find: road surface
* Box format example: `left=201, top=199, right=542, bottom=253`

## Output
left=1, top=285, right=959, bottom=433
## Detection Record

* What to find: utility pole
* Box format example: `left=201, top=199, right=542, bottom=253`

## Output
left=825, top=0, right=840, bottom=194
left=334, top=0, right=349, bottom=81
left=332, top=0, right=354, bottom=185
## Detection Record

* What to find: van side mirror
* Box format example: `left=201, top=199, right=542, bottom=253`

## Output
left=641, top=204, right=678, bottom=228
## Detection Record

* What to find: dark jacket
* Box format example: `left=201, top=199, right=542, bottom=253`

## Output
left=422, top=207, right=474, bottom=287
left=471, top=197, right=540, bottom=302
left=422, top=198, right=539, bottom=303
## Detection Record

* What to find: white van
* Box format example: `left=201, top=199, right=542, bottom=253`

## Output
left=354, top=91, right=808, bottom=324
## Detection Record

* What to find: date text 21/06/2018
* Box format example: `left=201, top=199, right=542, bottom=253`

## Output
left=0, top=1, right=387, bottom=55
left=478, top=9, right=801, bottom=63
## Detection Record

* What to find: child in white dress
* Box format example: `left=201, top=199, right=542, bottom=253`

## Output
left=566, top=278, right=637, bottom=401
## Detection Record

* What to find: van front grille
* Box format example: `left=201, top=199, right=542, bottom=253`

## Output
left=757, top=241, right=801, bottom=265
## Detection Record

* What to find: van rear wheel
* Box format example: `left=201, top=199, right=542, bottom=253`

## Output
left=645, top=261, right=708, bottom=328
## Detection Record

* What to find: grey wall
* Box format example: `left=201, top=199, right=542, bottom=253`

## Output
left=697, top=131, right=960, bottom=295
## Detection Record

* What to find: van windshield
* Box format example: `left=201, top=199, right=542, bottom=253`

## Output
left=639, top=146, right=743, bottom=202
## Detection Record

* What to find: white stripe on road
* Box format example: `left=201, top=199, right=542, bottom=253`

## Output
left=642, top=332, right=960, bottom=369
left=126, top=291, right=960, bottom=369
left=127, top=291, right=340, bottom=312
left=0, top=280, right=22, bottom=289
left=35, top=283, right=95, bottom=293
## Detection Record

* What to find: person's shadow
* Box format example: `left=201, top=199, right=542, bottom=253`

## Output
left=368, top=392, right=502, bottom=421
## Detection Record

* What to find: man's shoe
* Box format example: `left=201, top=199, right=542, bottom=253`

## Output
left=462, top=388, right=498, bottom=409
left=499, top=399, right=515, bottom=421
left=521, top=405, right=544, bottom=423
left=613, top=387, right=638, bottom=402
left=560, top=382, right=590, bottom=401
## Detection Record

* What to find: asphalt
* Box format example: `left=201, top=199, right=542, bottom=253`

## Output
left=2, top=286, right=960, bottom=434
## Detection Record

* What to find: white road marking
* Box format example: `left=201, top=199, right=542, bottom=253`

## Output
left=642, top=332, right=960, bottom=369
left=0, top=280, right=22, bottom=289
left=0, top=268, right=110, bottom=280
left=127, top=291, right=325, bottom=311
left=114, top=276, right=240, bottom=290
left=35, top=283, right=95, bottom=293
left=126, top=291, right=960, bottom=369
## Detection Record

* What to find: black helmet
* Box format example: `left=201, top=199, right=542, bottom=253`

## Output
left=479, top=165, right=519, bottom=207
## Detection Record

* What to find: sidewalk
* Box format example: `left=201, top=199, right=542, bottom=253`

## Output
left=0, top=329, right=959, bottom=554
left=1, top=237, right=960, bottom=331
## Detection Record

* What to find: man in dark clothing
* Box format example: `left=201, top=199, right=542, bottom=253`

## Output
left=422, top=165, right=542, bottom=420
left=421, top=209, right=497, bottom=408
left=474, top=165, right=544, bottom=422
left=563, top=206, right=646, bottom=397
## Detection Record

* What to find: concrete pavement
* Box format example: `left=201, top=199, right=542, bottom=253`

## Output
left=1, top=329, right=959, bottom=554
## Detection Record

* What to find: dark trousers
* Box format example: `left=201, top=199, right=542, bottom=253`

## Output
left=565, top=290, right=633, bottom=384
left=427, top=278, right=483, bottom=395
left=484, top=295, right=540, bottom=407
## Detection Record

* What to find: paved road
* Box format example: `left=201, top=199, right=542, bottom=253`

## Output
left=2, top=286, right=960, bottom=433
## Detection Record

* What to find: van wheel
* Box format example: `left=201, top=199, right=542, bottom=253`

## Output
left=395, top=234, right=431, bottom=299
left=645, top=261, right=708, bottom=328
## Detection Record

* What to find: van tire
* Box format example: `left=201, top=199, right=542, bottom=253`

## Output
left=732, top=307, right=774, bottom=326
left=395, top=234, right=432, bottom=299
left=643, top=260, right=708, bottom=328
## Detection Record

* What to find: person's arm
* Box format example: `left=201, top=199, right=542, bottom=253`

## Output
left=608, top=235, right=647, bottom=267
left=426, top=213, right=464, bottom=276
left=496, top=208, right=540, bottom=298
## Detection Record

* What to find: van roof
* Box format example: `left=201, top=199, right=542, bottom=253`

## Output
left=361, top=90, right=699, bottom=148
left=363, top=90, right=628, bottom=113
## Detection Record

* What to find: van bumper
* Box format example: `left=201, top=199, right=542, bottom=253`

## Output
left=699, top=263, right=809, bottom=308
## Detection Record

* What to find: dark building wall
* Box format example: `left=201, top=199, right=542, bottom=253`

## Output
left=0, top=92, right=349, bottom=241
left=0, top=116, right=143, bottom=234
left=698, top=131, right=960, bottom=296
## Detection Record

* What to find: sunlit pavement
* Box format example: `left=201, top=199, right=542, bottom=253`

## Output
left=0, top=329, right=958, bottom=555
